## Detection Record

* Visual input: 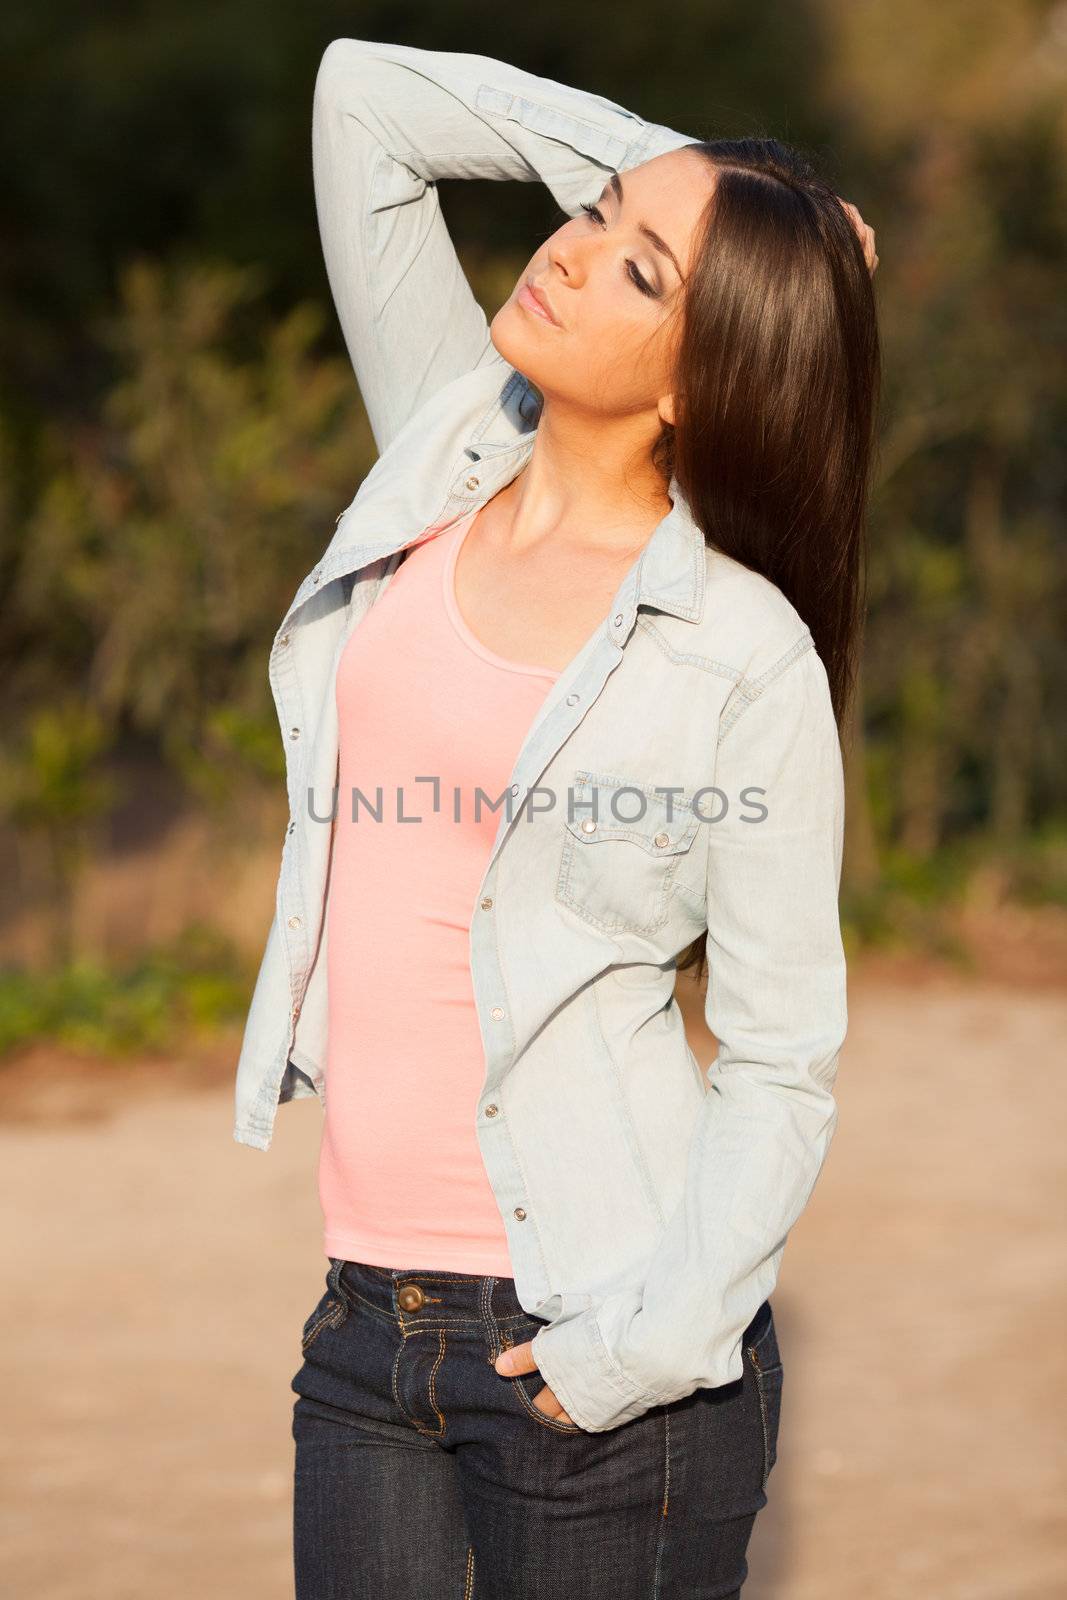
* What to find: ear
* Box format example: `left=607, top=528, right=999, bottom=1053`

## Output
left=658, top=393, right=676, bottom=428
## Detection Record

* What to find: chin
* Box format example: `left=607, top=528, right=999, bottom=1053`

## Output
left=489, top=303, right=556, bottom=389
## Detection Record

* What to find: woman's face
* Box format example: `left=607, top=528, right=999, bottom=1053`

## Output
left=491, top=147, right=715, bottom=427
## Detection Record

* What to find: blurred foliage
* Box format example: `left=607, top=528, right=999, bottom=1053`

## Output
left=0, top=924, right=252, bottom=1056
left=6, top=256, right=370, bottom=775
left=0, top=0, right=1064, bottom=1034
left=0, top=700, right=118, bottom=965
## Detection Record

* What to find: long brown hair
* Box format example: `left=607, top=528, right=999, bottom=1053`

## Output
left=658, top=139, right=881, bottom=985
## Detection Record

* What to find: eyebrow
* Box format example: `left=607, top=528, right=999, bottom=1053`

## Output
left=604, top=171, right=686, bottom=284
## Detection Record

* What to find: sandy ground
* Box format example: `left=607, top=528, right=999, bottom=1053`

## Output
left=1, top=962, right=1064, bottom=1599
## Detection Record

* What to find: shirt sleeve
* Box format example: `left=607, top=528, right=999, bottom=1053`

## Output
left=312, top=38, right=702, bottom=455
left=530, top=637, right=849, bottom=1432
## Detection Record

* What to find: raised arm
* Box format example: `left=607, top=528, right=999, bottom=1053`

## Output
left=311, top=39, right=701, bottom=456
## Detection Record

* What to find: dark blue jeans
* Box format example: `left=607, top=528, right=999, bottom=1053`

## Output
left=291, top=1258, right=783, bottom=1598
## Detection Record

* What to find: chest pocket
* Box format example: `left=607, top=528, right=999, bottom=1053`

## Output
left=554, top=770, right=701, bottom=937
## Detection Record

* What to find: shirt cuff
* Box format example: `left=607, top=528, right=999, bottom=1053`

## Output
left=529, top=1303, right=661, bottom=1433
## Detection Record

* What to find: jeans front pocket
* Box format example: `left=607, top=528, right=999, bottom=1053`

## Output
left=555, top=770, right=700, bottom=937
left=510, top=1370, right=585, bottom=1435
left=500, top=1319, right=585, bottom=1436
left=744, top=1300, right=783, bottom=1488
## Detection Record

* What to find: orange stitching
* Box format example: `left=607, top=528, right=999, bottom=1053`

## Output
left=427, top=1328, right=447, bottom=1432
left=301, top=1300, right=343, bottom=1350
left=747, top=1344, right=771, bottom=1488
left=390, top=1340, right=405, bottom=1415
left=662, top=1412, right=671, bottom=1516
left=394, top=1274, right=485, bottom=1284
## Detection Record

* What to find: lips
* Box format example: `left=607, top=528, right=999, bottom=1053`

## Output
left=520, top=278, right=561, bottom=327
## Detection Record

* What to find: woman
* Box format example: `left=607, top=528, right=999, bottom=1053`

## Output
left=233, top=36, right=879, bottom=1599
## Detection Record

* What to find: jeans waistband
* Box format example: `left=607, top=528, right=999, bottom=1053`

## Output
left=329, top=1256, right=539, bottom=1329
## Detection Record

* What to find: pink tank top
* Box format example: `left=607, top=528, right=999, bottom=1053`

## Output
left=318, top=508, right=560, bottom=1274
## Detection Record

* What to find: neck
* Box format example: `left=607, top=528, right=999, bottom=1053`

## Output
left=496, top=395, right=673, bottom=557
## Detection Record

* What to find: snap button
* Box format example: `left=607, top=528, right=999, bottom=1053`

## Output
left=513, top=1207, right=527, bottom=1221
left=580, top=818, right=597, bottom=834
left=287, top=915, right=302, bottom=929
left=278, top=633, right=291, bottom=647
left=614, top=613, right=624, bottom=626
left=490, top=1006, right=506, bottom=1020
left=653, top=831, right=671, bottom=848
left=465, top=475, right=480, bottom=490
left=485, top=1104, right=499, bottom=1117
left=398, top=1284, right=426, bottom=1312
left=312, top=568, right=322, bottom=584
left=289, top=727, right=301, bottom=740
left=480, top=896, right=493, bottom=910
left=566, top=693, right=579, bottom=706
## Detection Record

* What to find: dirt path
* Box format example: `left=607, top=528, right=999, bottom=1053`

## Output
left=1, top=969, right=1063, bottom=1598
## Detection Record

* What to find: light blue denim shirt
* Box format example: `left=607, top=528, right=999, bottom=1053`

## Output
left=233, top=38, right=848, bottom=1434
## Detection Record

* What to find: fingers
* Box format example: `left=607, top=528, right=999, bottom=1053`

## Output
left=540, top=1395, right=576, bottom=1425
left=527, top=1380, right=574, bottom=1424
left=493, top=1339, right=575, bottom=1423
left=840, top=198, right=879, bottom=275
left=494, top=1338, right=538, bottom=1375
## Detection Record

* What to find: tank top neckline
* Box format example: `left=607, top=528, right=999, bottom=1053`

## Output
left=442, top=510, right=561, bottom=680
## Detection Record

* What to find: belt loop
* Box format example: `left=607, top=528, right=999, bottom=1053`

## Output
left=327, top=1256, right=349, bottom=1308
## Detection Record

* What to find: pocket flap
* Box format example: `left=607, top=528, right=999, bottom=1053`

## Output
left=563, top=772, right=701, bottom=856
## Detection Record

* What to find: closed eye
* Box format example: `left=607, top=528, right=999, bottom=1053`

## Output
left=578, top=201, right=659, bottom=299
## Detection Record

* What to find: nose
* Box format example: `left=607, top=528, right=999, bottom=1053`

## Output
left=546, top=229, right=583, bottom=287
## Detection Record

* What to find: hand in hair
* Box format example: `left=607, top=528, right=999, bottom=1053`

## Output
left=838, top=199, right=879, bottom=275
